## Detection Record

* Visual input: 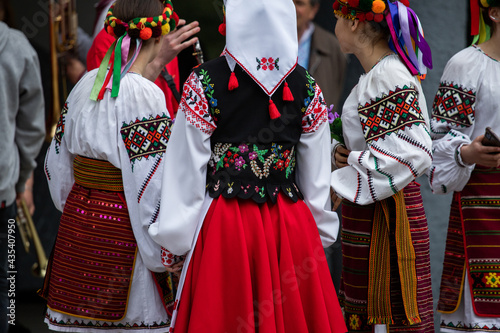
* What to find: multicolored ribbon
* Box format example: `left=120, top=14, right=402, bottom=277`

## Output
left=386, top=1, right=433, bottom=79
left=90, top=33, right=142, bottom=101
left=470, top=0, right=491, bottom=44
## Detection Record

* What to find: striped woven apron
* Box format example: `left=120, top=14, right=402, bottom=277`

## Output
left=438, top=166, right=500, bottom=316
left=40, top=156, right=138, bottom=321
left=340, top=181, right=434, bottom=332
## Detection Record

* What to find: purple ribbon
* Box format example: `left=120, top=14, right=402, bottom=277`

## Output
left=386, top=1, right=433, bottom=75
left=386, top=9, right=418, bottom=75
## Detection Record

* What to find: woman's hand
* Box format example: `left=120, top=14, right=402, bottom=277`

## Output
left=334, top=144, right=351, bottom=169
left=460, top=135, right=500, bottom=167
left=164, top=259, right=185, bottom=277
left=330, top=188, right=343, bottom=211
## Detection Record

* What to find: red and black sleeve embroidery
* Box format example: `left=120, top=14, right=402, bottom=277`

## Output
left=432, top=82, right=476, bottom=128
left=120, top=113, right=172, bottom=164
left=54, top=103, right=69, bottom=154
left=358, top=85, right=426, bottom=144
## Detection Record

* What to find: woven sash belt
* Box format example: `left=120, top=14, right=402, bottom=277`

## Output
left=73, top=155, right=123, bottom=192
left=368, top=190, right=421, bottom=326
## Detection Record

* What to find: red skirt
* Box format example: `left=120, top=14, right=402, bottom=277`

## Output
left=174, top=194, right=346, bottom=333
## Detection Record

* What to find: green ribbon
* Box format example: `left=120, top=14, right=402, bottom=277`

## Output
left=89, top=40, right=116, bottom=101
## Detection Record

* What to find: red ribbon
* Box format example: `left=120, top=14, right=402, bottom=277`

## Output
left=470, top=0, right=480, bottom=36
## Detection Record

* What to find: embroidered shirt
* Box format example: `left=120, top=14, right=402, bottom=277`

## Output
left=331, top=54, right=432, bottom=205
left=429, top=45, right=500, bottom=194
left=44, top=69, right=172, bottom=331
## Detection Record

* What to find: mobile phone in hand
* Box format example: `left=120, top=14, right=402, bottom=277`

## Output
left=482, top=127, right=500, bottom=147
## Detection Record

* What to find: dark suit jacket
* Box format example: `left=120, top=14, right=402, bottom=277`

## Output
left=308, top=24, right=347, bottom=113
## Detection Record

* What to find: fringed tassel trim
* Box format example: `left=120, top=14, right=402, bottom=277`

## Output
left=367, top=317, right=395, bottom=326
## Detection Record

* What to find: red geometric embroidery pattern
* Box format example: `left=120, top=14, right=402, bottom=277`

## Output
left=121, top=113, right=172, bottom=163
left=302, top=82, right=328, bottom=133
left=432, top=82, right=476, bottom=128
left=358, top=86, right=426, bottom=143
left=181, top=72, right=216, bottom=135
left=54, top=103, right=69, bottom=154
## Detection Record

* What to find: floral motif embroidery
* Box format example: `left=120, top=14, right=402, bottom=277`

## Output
left=181, top=72, right=216, bottom=135
left=358, top=85, right=426, bottom=143
left=207, top=142, right=301, bottom=203
left=432, top=82, right=476, bottom=128
left=199, top=69, right=221, bottom=122
left=256, top=57, right=280, bottom=71
left=302, top=72, right=328, bottom=133
left=54, top=103, right=69, bottom=154
left=120, top=114, right=171, bottom=164
left=210, top=143, right=295, bottom=180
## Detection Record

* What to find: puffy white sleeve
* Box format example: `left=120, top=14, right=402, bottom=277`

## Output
left=44, top=104, right=76, bottom=212
left=148, top=72, right=215, bottom=256
left=297, top=84, right=339, bottom=248
left=428, top=53, right=479, bottom=194
left=331, top=84, right=433, bottom=205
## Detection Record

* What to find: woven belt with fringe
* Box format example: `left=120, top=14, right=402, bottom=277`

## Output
left=368, top=190, right=421, bottom=326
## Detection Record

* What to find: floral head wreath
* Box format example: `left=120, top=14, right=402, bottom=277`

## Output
left=104, top=0, right=179, bottom=41
left=471, top=0, right=500, bottom=44
left=333, top=0, right=432, bottom=79
left=90, top=0, right=179, bottom=102
left=333, top=0, right=393, bottom=22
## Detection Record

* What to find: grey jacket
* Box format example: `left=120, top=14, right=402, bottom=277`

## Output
left=0, top=21, right=45, bottom=207
left=308, top=24, right=347, bottom=113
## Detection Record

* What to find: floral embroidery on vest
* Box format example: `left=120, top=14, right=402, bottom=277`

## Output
left=302, top=73, right=328, bottom=133
left=207, top=142, right=301, bottom=203
left=54, top=103, right=69, bottom=154
left=199, top=69, right=221, bottom=122
left=358, top=85, right=426, bottom=143
left=432, top=82, right=476, bottom=128
left=256, top=57, right=280, bottom=71
left=209, top=143, right=295, bottom=180
left=120, top=113, right=171, bottom=165
left=182, top=72, right=216, bottom=135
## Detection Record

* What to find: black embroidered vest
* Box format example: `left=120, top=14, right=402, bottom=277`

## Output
left=194, top=57, right=316, bottom=203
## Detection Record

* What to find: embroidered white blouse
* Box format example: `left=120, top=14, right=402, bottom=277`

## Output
left=44, top=69, right=172, bottom=332
left=428, top=45, right=500, bottom=195
left=331, top=54, right=433, bottom=205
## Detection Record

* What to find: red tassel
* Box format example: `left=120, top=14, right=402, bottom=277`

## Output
left=228, top=72, right=238, bottom=91
left=283, top=82, right=294, bottom=102
left=269, top=99, right=281, bottom=119
left=218, top=23, right=226, bottom=36
left=400, top=0, right=410, bottom=6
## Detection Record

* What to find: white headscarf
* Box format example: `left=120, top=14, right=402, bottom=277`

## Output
left=224, top=0, right=298, bottom=98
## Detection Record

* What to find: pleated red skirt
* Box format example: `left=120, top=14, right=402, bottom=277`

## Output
left=174, top=194, right=347, bottom=333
